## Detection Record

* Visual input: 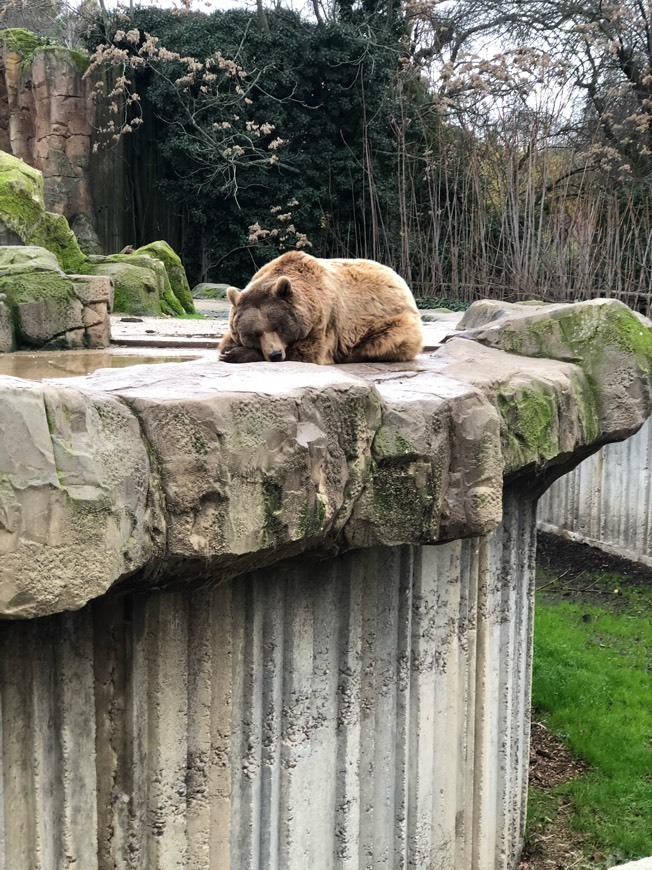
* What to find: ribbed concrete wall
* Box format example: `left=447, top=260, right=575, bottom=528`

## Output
left=0, top=492, right=535, bottom=870
left=538, top=418, right=652, bottom=566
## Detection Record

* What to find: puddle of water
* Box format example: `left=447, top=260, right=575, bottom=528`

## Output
left=0, top=350, right=201, bottom=381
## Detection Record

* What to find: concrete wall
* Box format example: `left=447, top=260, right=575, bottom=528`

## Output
left=0, top=491, right=535, bottom=870
left=538, top=418, right=652, bottom=567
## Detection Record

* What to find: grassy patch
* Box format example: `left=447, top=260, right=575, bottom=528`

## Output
left=531, top=558, right=652, bottom=863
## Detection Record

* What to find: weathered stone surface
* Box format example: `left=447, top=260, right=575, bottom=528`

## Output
left=456, top=298, right=652, bottom=443
left=191, top=281, right=230, bottom=299
left=0, top=245, right=111, bottom=350
left=0, top=33, right=95, bottom=222
left=133, top=240, right=195, bottom=314
left=0, top=508, right=535, bottom=870
left=0, top=377, right=163, bottom=616
left=0, top=293, right=14, bottom=351
left=0, top=153, right=194, bottom=318
left=0, top=298, right=650, bottom=619
left=69, top=211, right=103, bottom=256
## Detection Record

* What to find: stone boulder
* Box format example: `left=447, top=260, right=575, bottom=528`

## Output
left=70, top=212, right=103, bottom=256
left=0, top=291, right=14, bottom=351
left=0, top=245, right=112, bottom=350
left=88, top=252, right=186, bottom=316
left=0, top=151, right=195, bottom=320
left=1, top=297, right=651, bottom=619
left=455, top=298, right=652, bottom=443
left=191, top=282, right=230, bottom=300
left=133, top=241, right=195, bottom=314
left=0, top=149, right=88, bottom=272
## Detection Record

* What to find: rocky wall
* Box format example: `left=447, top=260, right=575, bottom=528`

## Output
left=0, top=492, right=534, bottom=870
left=1, top=298, right=651, bottom=869
left=538, top=416, right=652, bottom=566
left=0, top=35, right=95, bottom=223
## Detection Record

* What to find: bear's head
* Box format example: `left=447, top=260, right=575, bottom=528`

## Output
left=226, top=276, right=308, bottom=362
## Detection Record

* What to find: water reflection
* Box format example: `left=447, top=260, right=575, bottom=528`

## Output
left=0, top=350, right=200, bottom=381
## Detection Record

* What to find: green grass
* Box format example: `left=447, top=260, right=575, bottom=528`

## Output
left=532, top=574, right=652, bottom=860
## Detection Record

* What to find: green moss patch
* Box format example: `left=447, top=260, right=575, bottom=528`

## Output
left=498, top=384, right=557, bottom=470
left=0, top=152, right=88, bottom=273
left=133, top=241, right=195, bottom=314
left=0, top=28, right=47, bottom=61
left=89, top=258, right=167, bottom=316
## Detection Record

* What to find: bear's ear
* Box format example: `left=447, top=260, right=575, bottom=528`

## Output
left=273, top=276, right=293, bottom=300
left=226, top=287, right=241, bottom=306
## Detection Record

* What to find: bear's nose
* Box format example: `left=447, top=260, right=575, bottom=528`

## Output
left=268, top=350, right=283, bottom=362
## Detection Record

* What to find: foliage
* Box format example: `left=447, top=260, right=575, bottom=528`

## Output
left=76, top=0, right=652, bottom=302
left=414, top=296, right=469, bottom=310
left=83, top=7, right=436, bottom=287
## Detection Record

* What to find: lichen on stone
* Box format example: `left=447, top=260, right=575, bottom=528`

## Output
left=497, top=384, right=557, bottom=471
left=89, top=255, right=175, bottom=316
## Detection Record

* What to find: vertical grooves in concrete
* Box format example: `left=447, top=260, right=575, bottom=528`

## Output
left=539, top=417, right=652, bottom=564
left=0, top=491, right=535, bottom=870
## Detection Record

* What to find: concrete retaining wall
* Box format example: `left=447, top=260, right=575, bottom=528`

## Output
left=538, top=418, right=652, bottom=566
left=0, top=491, right=534, bottom=870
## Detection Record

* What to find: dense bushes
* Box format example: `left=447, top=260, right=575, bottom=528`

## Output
left=85, top=8, right=433, bottom=287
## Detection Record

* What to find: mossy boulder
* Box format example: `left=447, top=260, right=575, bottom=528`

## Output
left=192, top=282, right=230, bottom=300
left=0, top=152, right=194, bottom=319
left=0, top=294, right=15, bottom=352
left=457, top=298, right=652, bottom=452
left=88, top=253, right=184, bottom=317
left=0, top=246, right=84, bottom=348
left=0, top=151, right=88, bottom=273
left=133, top=241, right=195, bottom=314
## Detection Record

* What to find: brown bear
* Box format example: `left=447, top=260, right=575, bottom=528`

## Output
left=218, top=251, right=423, bottom=365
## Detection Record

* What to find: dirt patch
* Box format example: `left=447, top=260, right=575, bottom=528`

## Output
left=519, top=721, right=599, bottom=870
left=536, top=532, right=652, bottom=607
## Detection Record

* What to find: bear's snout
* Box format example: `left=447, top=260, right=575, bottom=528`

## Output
left=260, top=332, right=286, bottom=362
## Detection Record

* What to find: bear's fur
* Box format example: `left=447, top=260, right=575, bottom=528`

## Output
left=218, top=251, right=423, bottom=365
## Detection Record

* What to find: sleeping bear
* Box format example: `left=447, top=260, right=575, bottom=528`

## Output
left=218, top=251, right=423, bottom=365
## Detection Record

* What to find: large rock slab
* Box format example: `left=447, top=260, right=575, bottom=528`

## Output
left=1, top=298, right=651, bottom=618
left=0, top=245, right=112, bottom=350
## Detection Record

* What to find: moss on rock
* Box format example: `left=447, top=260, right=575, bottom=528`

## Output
left=89, top=252, right=185, bottom=316
left=88, top=258, right=162, bottom=317
left=37, top=212, right=88, bottom=274
left=0, top=30, right=88, bottom=74
left=133, top=241, right=195, bottom=314
left=497, top=384, right=557, bottom=471
left=0, top=152, right=88, bottom=274
left=0, top=245, right=87, bottom=348
left=32, top=44, right=89, bottom=74
left=0, top=28, right=47, bottom=61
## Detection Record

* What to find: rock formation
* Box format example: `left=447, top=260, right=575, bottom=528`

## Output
left=0, top=245, right=112, bottom=351
left=0, top=29, right=96, bottom=225
left=1, top=297, right=650, bottom=619
left=0, top=297, right=650, bottom=870
left=0, top=151, right=194, bottom=326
